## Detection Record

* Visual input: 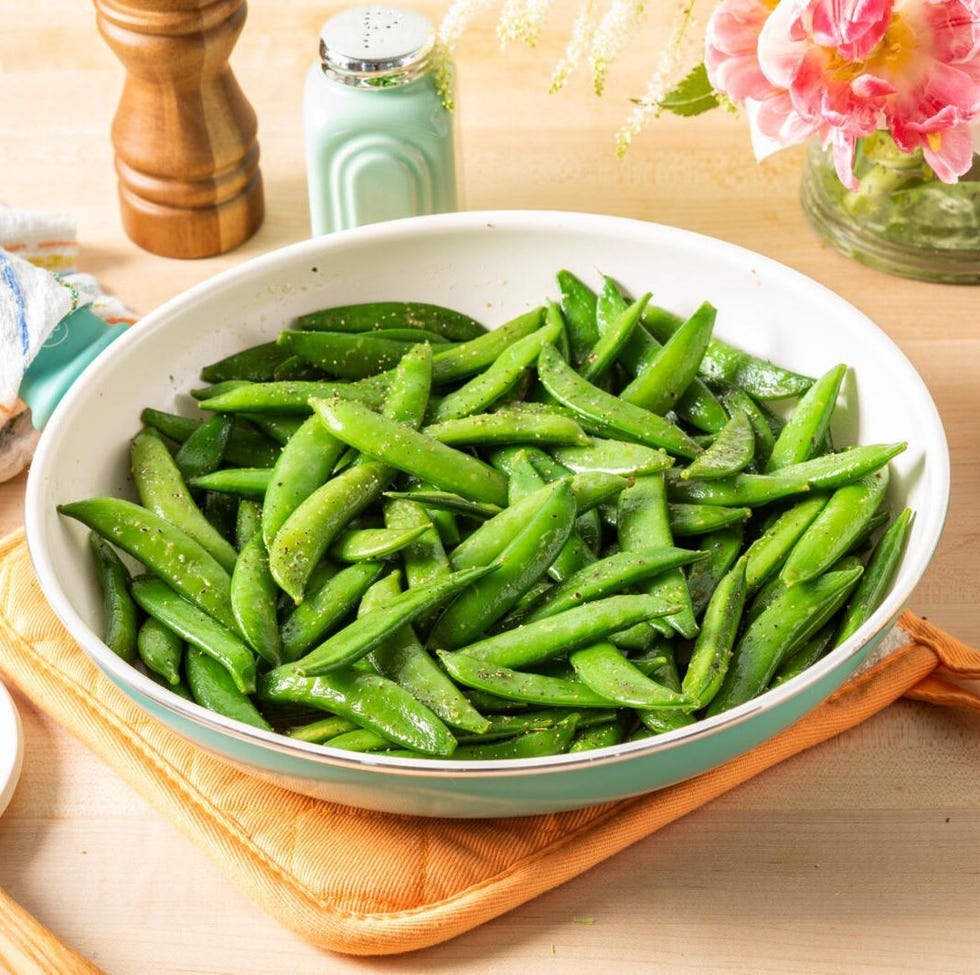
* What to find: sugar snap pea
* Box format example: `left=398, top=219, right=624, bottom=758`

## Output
left=665, top=468, right=812, bottom=507
left=359, top=571, right=490, bottom=733
left=430, top=308, right=544, bottom=384
left=382, top=496, right=451, bottom=589
left=423, top=409, right=590, bottom=447
left=295, top=300, right=487, bottom=341
left=284, top=563, right=496, bottom=675
left=276, top=330, right=424, bottom=380
left=310, top=396, right=509, bottom=506
left=230, top=532, right=283, bottom=666
left=383, top=489, right=501, bottom=520
left=235, top=493, right=266, bottom=550
left=198, top=379, right=387, bottom=415
left=523, top=546, right=705, bottom=622
left=640, top=304, right=815, bottom=399
left=448, top=476, right=573, bottom=568
left=130, top=427, right=247, bottom=578
left=681, top=557, right=748, bottom=708
left=429, top=307, right=563, bottom=421
left=260, top=413, right=347, bottom=548
left=378, top=341, right=433, bottom=427
left=320, top=728, right=393, bottom=752
left=835, top=507, right=913, bottom=642
left=174, top=414, right=233, bottom=482
left=268, top=461, right=391, bottom=603
left=360, top=327, right=451, bottom=344
left=139, top=407, right=281, bottom=469
left=508, top=446, right=629, bottom=512
left=130, top=575, right=256, bottom=694
left=201, top=341, right=296, bottom=383
left=668, top=502, right=751, bottom=536
left=238, top=413, right=305, bottom=446
left=780, top=467, right=889, bottom=585
left=286, top=715, right=359, bottom=743
left=680, top=409, right=755, bottom=480
left=428, top=479, right=576, bottom=648
left=550, top=438, right=674, bottom=477
left=280, top=561, right=384, bottom=662
left=620, top=301, right=716, bottom=414
left=329, top=524, right=429, bottom=562
left=686, top=523, right=744, bottom=617
left=257, top=666, right=457, bottom=757
left=618, top=475, right=699, bottom=639
left=444, top=594, right=680, bottom=669
left=537, top=344, right=702, bottom=460
left=568, top=642, right=691, bottom=708
left=557, top=269, right=600, bottom=367
left=719, top=385, right=776, bottom=469
left=485, top=454, right=600, bottom=584
left=489, top=444, right=548, bottom=501
left=770, top=624, right=837, bottom=687
left=569, top=719, right=628, bottom=751
left=61, top=497, right=237, bottom=632
left=447, top=716, right=579, bottom=760
left=766, top=364, right=847, bottom=471
left=705, top=563, right=863, bottom=714
left=185, top=647, right=271, bottom=730
left=609, top=303, right=728, bottom=434
left=89, top=531, right=139, bottom=663
left=580, top=293, right=650, bottom=384
left=769, top=442, right=906, bottom=490
left=437, top=650, right=620, bottom=708
left=189, top=468, right=273, bottom=498
left=273, top=355, right=326, bottom=381
left=742, top=494, right=829, bottom=591
left=136, top=615, right=184, bottom=685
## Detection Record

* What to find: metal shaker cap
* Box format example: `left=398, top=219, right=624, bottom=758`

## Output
left=319, top=6, right=436, bottom=87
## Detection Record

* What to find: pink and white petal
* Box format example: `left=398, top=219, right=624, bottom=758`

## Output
left=917, top=0, right=980, bottom=65
left=829, top=134, right=862, bottom=188
left=746, top=93, right=819, bottom=158
left=705, top=0, right=778, bottom=100
left=756, top=0, right=811, bottom=88
left=851, top=73, right=897, bottom=99
left=810, top=0, right=892, bottom=58
left=710, top=55, right=779, bottom=101
left=922, top=125, right=978, bottom=180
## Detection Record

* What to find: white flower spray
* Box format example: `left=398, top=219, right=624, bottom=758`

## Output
left=435, top=0, right=499, bottom=108
left=438, top=0, right=709, bottom=145
left=589, top=0, right=647, bottom=96
left=549, top=0, right=600, bottom=92
left=615, top=0, right=704, bottom=154
left=497, top=0, right=555, bottom=45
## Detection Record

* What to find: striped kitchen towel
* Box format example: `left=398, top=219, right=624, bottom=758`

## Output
left=0, top=206, right=136, bottom=481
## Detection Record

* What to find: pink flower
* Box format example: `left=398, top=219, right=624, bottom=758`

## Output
left=705, top=0, right=980, bottom=186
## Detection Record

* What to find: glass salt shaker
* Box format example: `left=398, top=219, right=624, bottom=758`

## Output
left=303, top=4, right=458, bottom=236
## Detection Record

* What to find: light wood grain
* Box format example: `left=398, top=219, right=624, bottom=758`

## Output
left=0, top=887, right=106, bottom=975
left=1, top=1, right=978, bottom=973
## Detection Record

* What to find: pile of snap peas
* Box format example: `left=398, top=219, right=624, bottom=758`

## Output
left=60, top=269, right=914, bottom=760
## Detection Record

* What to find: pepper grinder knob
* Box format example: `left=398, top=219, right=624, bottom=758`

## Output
left=92, top=0, right=265, bottom=259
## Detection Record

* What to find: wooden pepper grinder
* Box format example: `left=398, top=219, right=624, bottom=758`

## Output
left=93, top=0, right=265, bottom=259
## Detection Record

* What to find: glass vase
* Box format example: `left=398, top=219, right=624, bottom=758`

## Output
left=800, top=129, right=980, bottom=284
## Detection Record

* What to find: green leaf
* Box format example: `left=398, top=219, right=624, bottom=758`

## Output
left=658, top=62, right=720, bottom=118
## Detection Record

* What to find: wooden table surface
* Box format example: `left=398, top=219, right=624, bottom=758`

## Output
left=1, top=1, right=979, bottom=972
